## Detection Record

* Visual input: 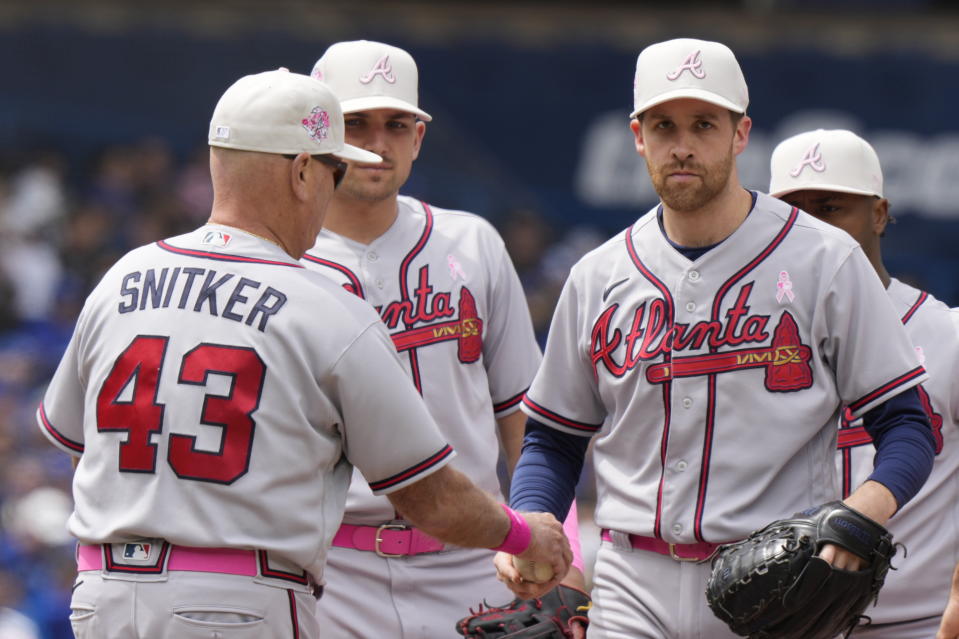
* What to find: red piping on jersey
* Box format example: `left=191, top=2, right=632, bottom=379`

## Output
left=368, top=444, right=454, bottom=492
left=397, top=201, right=435, bottom=394
left=692, top=205, right=799, bottom=542
left=624, top=222, right=675, bottom=541
left=495, top=389, right=528, bottom=414
left=257, top=550, right=309, bottom=585
left=156, top=240, right=304, bottom=268
left=37, top=403, right=84, bottom=453
left=840, top=447, right=854, bottom=499
left=103, top=542, right=171, bottom=574
left=301, top=254, right=366, bottom=298
left=847, top=366, right=926, bottom=415
left=288, top=590, right=300, bottom=639
left=521, top=397, right=602, bottom=433
left=901, top=290, right=928, bottom=325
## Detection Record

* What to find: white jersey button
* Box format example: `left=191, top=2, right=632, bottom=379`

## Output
left=375, top=278, right=385, bottom=289
left=682, top=397, right=693, bottom=409
left=688, top=270, right=700, bottom=281
left=367, top=252, right=378, bottom=261
left=685, top=302, right=696, bottom=312
left=676, top=460, right=688, bottom=471
left=672, top=523, right=683, bottom=534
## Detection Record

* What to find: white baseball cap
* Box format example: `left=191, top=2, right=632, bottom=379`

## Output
left=769, top=129, right=883, bottom=198
left=208, top=68, right=381, bottom=163
left=311, top=40, right=432, bottom=121
left=631, top=38, right=749, bottom=118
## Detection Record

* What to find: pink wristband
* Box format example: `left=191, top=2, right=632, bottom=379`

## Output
left=491, top=504, right=532, bottom=555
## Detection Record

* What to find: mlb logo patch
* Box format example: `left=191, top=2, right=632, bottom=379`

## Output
left=202, top=230, right=232, bottom=247
left=123, top=543, right=151, bottom=560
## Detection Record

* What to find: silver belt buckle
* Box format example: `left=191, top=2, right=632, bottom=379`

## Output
left=375, top=524, right=408, bottom=558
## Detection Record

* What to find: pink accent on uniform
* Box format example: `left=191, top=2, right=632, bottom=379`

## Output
left=301, top=107, right=331, bottom=142
left=666, top=50, right=706, bottom=80
left=359, top=55, right=397, bottom=84
left=776, top=270, right=795, bottom=303
left=447, top=254, right=467, bottom=281
left=789, top=142, right=826, bottom=176
left=915, top=345, right=926, bottom=366
left=311, top=69, right=323, bottom=81
left=491, top=504, right=532, bottom=555
left=563, top=500, right=584, bottom=573
left=77, top=544, right=258, bottom=576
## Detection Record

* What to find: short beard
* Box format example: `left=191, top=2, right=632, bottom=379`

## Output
left=649, top=152, right=732, bottom=213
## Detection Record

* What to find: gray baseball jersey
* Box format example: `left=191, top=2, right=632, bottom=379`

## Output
left=37, top=224, right=454, bottom=585
left=837, top=279, right=959, bottom=631
left=522, top=192, right=926, bottom=544
left=303, top=195, right=542, bottom=520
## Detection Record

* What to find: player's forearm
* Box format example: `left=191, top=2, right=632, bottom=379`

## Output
left=843, top=479, right=898, bottom=526
left=497, top=409, right=527, bottom=476
left=387, top=465, right=511, bottom=548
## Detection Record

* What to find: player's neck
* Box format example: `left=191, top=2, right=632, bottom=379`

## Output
left=322, top=195, right=399, bottom=245
left=660, top=185, right=752, bottom=248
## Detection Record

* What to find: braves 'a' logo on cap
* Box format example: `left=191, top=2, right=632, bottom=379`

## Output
left=302, top=107, right=331, bottom=142
left=666, top=50, right=706, bottom=81
left=360, top=55, right=397, bottom=84
left=790, top=142, right=826, bottom=177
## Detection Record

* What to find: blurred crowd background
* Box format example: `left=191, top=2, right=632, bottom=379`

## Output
left=2, top=0, right=958, bottom=635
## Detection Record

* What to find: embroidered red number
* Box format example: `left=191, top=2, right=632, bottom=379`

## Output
left=96, top=337, right=265, bottom=483
left=97, top=336, right=168, bottom=473
left=169, top=345, right=264, bottom=483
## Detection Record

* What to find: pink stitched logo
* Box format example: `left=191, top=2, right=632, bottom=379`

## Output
left=776, top=270, right=795, bottom=303
left=666, top=50, right=705, bottom=80
left=915, top=346, right=926, bottom=366
left=311, top=68, right=323, bottom=81
left=790, top=142, right=826, bottom=177
left=302, top=107, right=331, bottom=142
left=448, top=254, right=467, bottom=281
left=359, top=55, right=396, bottom=84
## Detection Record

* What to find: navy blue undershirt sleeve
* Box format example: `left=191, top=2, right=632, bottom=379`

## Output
left=508, top=419, right=590, bottom=521
left=863, top=386, right=935, bottom=510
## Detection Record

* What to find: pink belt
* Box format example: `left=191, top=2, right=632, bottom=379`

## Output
left=601, top=529, right=720, bottom=562
left=76, top=542, right=321, bottom=597
left=332, top=523, right=445, bottom=557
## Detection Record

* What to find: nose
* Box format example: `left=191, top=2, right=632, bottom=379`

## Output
left=670, top=129, right=695, bottom=163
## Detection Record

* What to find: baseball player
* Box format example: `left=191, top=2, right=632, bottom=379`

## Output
left=301, top=40, right=584, bottom=638
left=35, top=69, right=571, bottom=639
left=497, top=38, right=937, bottom=639
left=770, top=129, right=959, bottom=638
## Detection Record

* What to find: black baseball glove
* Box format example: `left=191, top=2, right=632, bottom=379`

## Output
left=455, top=584, right=591, bottom=638
left=705, top=501, right=896, bottom=639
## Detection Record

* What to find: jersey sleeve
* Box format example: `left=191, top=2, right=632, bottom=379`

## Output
left=331, top=321, right=456, bottom=494
left=521, top=271, right=606, bottom=436
left=825, top=247, right=927, bottom=418
left=36, top=323, right=86, bottom=456
left=481, top=236, right=543, bottom=417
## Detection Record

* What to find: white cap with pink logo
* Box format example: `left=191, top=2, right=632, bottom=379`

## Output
left=207, top=68, right=381, bottom=163
left=769, top=129, right=883, bottom=198
left=311, top=40, right=432, bottom=122
left=631, top=38, right=749, bottom=118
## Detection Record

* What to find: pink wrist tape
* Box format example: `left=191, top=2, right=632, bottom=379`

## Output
left=563, top=500, right=584, bottom=573
left=492, top=504, right=532, bottom=555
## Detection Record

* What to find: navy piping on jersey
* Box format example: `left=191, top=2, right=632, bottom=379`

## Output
left=156, top=240, right=304, bottom=268
left=494, top=389, right=528, bottom=414
left=397, top=201, right=435, bottom=394
left=301, top=254, right=366, bottom=298
left=848, top=367, right=926, bottom=415
left=367, top=444, right=454, bottom=492
left=288, top=590, right=301, bottom=639
left=690, top=203, right=799, bottom=541
left=625, top=221, right=676, bottom=541
left=37, top=402, right=84, bottom=453
left=901, top=290, right=928, bottom=325
left=521, top=396, right=602, bottom=434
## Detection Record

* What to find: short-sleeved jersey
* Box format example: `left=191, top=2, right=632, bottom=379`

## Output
left=522, top=192, right=926, bottom=544
left=302, top=195, right=541, bottom=522
left=36, top=225, right=454, bottom=582
left=835, top=279, right=959, bottom=624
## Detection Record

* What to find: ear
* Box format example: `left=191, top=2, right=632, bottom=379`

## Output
left=873, top=197, right=890, bottom=236
left=629, top=119, right=646, bottom=157
left=411, top=120, right=427, bottom=162
left=733, top=115, right=752, bottom=156
left=288, top=153, right=313, bottom=202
